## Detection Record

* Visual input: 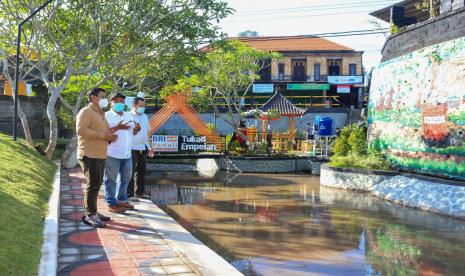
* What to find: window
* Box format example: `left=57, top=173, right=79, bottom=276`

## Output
left=349, top=64, right=357, bottom=76
left=313, top=64, right=321, bottom=81
left=328, top=61, right=340, bottom=76
left=292, top=59, right=306, bottom=81
left=278, top=63, right=285, bottom=80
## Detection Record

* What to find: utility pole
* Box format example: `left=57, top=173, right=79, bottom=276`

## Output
left=13, top=0, right=53, bottom=141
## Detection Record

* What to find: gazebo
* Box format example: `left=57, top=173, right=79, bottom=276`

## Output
left=259, top=92, right=306, bottom=142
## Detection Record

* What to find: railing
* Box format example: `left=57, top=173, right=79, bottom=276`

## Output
left=144, top=95, right=341, bottom=110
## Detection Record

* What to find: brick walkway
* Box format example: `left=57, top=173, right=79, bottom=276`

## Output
left=57, top=168, right=199, bottom=276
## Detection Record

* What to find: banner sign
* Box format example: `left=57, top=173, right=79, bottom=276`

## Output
left=287, top=83, right=330, bottom=90
left=152, top=135, right=179, bottom=152
left=327, top=76, right=363, bottom=84
left=253, top=84, right=274, bottom=93
left=337, top=85, right=351, bottom=93
left=152, top=135, right=216, bottom=152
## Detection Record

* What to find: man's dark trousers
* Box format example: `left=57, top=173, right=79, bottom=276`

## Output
left=78, top=156, right=106, bottom=215
left=128, top=149, right=147, bottom=197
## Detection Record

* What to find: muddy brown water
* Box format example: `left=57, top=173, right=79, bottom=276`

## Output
left=146, top=173, right=465, bottom=276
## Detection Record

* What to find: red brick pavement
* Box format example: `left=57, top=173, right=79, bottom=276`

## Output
left=58, top=168, right=197, bottom=276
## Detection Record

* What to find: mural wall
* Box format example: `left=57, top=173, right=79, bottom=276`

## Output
left=368, top=37, right=465, bottom=180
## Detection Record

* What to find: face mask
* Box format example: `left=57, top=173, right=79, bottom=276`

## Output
left=113, top=103, right=125, bottom=113
left=98, top=99, right=109, bottom=108
left=136, top=107, right=145, bottom=114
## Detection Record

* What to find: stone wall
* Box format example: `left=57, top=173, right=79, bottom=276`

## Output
left=381, top=7, right=465, bottom=61
left=369, top=7, right=465, bottom=181
left=320, top=164, right=396, bottom=191
left=0, top=95, right=47, bottom=138
left=320, top=165, right=465, bottom=219
left=372, top=176, right=465, bottom=219
left=153, top=111, right=348, bottom=136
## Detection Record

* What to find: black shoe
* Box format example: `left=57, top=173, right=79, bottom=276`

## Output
left=82, top=214, right=106, bottom=228
left=97, top=212, right=111, bottom=221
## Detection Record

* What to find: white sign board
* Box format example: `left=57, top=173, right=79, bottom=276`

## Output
left=253, top=84, right=274, bottom=93
left=328, top=76, right=363, bottom=84
left=152, top=135, right=179, bottom=152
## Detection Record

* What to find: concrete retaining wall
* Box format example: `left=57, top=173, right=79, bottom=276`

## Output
left=382, top=7, right=465, bottom=61
left=320, top=165, right=465, bottom=219
left=196, top=157, right=323, bottom=174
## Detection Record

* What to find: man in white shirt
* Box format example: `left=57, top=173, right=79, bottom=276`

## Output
left=128, top=97, right=154, bottom=201
left=104, top=92, right=135, bottom=212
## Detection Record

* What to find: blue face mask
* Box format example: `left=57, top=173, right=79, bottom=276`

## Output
left=113, top=103, right=125, bottom=113
left=136, top=107, right=145, bottom=114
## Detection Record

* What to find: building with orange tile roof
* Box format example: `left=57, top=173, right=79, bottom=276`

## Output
left=201, top=35, right=364, bottom=109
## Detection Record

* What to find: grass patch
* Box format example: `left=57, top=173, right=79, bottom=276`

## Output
left=387, top=154, right=465, bottom=179
left=329, top=153, right=392, bottom=171
left=0, top=133, right=56, bottom=275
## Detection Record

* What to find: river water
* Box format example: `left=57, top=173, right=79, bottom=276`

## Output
left=146, top=173, right=465, bottom=276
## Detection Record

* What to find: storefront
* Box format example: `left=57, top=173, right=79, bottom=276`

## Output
left=327, top=76, right=364, bottom=108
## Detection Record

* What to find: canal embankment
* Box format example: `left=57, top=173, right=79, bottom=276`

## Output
left=196, top=156, right=323, bottom=175
left=320, top=164, right=465, bottom=219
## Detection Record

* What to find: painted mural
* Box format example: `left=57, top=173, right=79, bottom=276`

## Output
left=368, top=37, right=465, bottom=180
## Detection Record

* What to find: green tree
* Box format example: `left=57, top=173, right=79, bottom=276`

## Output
left=187, top=40, right=280, bottom=137
left=0, top=0, right=232, bottom=160
left=238, top=30, right=259, bottom=37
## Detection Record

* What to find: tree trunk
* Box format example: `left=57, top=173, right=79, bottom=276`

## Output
left=18, top=108, right=33, bottom=146
left=7, top=79, right=34, bottom=146
left=61, top=135, right=77, bottom=166
left=45, top=91, right=59, bottom=160
left=17, top=103, right=34, bottom=146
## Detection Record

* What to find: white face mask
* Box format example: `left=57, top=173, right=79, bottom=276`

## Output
left=98, top=98, right=109, bottom=108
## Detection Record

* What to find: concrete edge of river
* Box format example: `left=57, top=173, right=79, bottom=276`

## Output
left=320, top=164, right=465, bottom=219
left=136, top=199, right=243, bottom=276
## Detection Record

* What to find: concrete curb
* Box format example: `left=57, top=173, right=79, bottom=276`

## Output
left=136, top=199, right=243, bottom=276
left=38, top=162, right=61, bottom=276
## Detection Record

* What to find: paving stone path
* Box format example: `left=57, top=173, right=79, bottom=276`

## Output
left=58, top=168, right=199, bottom=276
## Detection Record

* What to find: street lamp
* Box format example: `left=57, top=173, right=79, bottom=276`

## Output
left=13, top=0, right=53, bottom=141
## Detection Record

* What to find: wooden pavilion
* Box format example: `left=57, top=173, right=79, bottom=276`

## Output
left=259, top=92, right=306, bottom=142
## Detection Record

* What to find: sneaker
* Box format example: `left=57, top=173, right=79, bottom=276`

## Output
left=82, top=214, right=106, bottom=228
left=97, top=212, right=111, bottom=221
left=118, top=201, right=135, bottom=210
left=129, top=196, right=140, bottom=202
left=108, top=205, right=127, bottom=213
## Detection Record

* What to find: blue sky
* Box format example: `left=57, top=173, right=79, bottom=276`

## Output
left=220, top=0, right=396, bottom=69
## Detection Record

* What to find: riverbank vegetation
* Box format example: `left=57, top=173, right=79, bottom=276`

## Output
left=330, top=124, right=391, bottom=170
left=0, top=133, right=56, bottom=275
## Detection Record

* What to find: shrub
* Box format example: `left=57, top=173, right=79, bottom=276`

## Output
left=330, top=152, right=391, bottom=170
left=348, top=125, right=367, bottom=155
left=330, top=124, right=391, bottom=170
left=332, top=125, right=353, bottom=156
